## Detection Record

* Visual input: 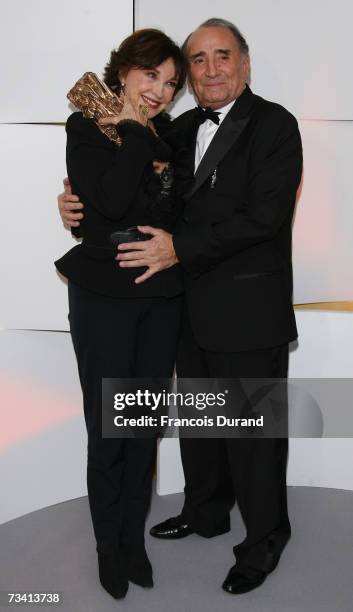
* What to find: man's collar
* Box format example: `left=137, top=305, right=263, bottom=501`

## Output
left=200, top=98, right=234, bottom=116
left=215, top=99, right=235, bottom=121
left=228, top=85, right=256, bottom=120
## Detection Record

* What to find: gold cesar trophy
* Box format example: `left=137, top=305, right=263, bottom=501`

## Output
left=67, top=72, right=149, bottom=145
left=67, top=72, right=153, bottom=246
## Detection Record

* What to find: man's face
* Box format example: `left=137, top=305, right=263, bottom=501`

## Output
left=186, top=26, right=250, bottom=109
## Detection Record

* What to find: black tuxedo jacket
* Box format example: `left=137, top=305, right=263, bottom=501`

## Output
left=171, top=86, right=303, bottom=352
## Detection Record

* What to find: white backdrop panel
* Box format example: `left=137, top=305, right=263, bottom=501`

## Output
left=0, top=125, right=75, bottom=330
left=293, top=121, right=353, bottom=303
left=0, top=0, right=133, bottom=122
left=0, top=329, right=85, bottom=524
left=136, top=0, right=353, bottom=120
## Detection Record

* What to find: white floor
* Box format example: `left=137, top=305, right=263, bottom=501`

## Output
left=0, top=485, right=352, bottom=612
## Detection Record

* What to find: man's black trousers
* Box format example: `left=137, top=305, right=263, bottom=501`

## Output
left=176, top=312, right=290, bottom=573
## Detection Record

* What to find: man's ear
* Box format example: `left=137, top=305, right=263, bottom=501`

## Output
left=242, top=54, right=250, bottom=82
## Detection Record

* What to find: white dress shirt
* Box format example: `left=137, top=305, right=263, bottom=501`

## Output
left=194, top=99, right=236, bottom=173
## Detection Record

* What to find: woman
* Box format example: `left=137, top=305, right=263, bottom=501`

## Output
left=55, top=29, right=186, bottom=599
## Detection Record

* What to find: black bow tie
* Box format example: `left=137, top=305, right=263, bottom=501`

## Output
left=196, top=106, right=220, bottom=125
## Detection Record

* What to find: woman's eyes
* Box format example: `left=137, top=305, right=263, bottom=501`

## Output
left=145, top=72, right=176, bottom=88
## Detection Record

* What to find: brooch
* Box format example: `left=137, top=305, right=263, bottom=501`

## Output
left=210, top=168, right=217, bottom=189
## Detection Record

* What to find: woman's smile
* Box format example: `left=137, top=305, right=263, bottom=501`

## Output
left=140, top=94, right=161, bottom=110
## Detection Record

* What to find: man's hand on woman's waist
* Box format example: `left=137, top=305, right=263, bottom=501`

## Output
left=116, top=225, right=178, bottom=284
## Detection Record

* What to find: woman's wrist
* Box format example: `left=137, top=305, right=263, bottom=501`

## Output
left=115, top=119, right=151, bottom=137
left=116, top=121, right=171, bottom=161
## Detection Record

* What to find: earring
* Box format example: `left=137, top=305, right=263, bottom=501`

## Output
left=120, top=82, right=125, bottom=94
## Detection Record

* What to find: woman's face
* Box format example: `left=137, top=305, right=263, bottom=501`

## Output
left=121, top=57, right=178, bottom=118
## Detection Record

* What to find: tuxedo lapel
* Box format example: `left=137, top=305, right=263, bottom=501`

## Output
left=185, top=86, right=257, bottom=200
left=188, top=116, right=250, bottom=198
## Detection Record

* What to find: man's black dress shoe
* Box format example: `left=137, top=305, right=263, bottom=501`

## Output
left=222, top=565, right=268, bottom=595
left=97, top=552, right=129, bottom=599
left=150, top=516, right=194, bottom=539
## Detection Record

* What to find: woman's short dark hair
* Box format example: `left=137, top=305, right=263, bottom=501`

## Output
left=103, top=28, right=186, bottom=97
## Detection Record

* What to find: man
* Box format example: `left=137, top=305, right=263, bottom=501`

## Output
left=58, top=18, right=302, bottom=594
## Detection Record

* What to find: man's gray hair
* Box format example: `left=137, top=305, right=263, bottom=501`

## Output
left=182, top=17, right=249, bottom=57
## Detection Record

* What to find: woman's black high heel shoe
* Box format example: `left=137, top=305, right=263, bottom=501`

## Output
left=97, top=552, right=129, bottom=599
left=125, top=547, right=153, bottom=588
